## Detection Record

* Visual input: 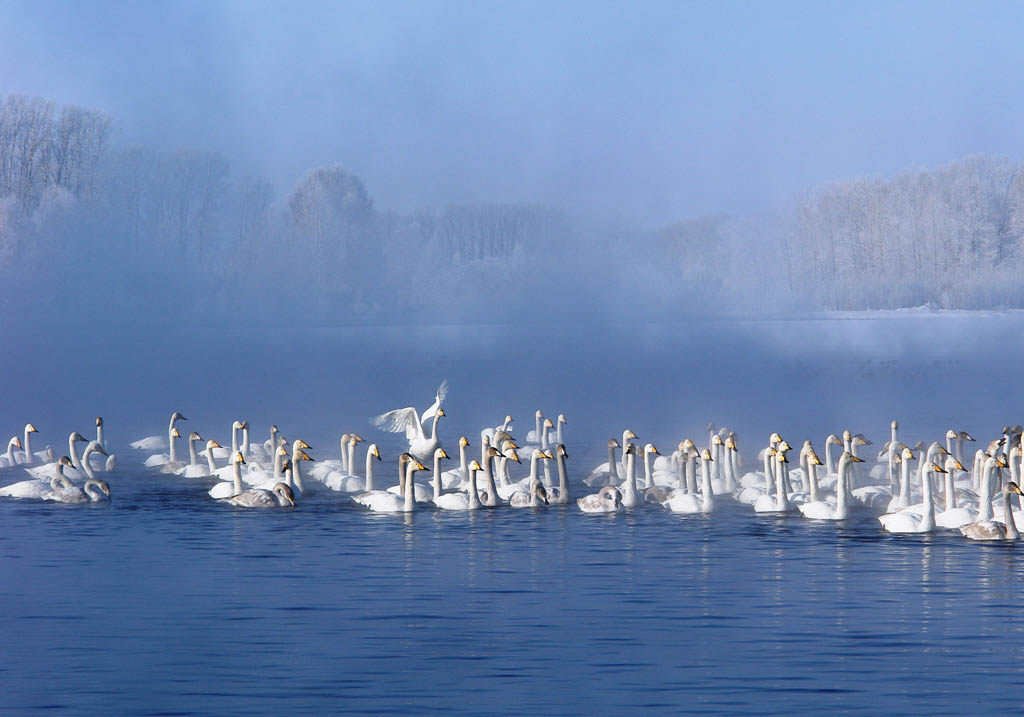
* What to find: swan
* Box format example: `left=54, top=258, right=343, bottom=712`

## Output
left=737, top=443, right=776, bottom=505
left=63, top=441, right=109, bottom=482
left=931, top=456, right=974, bottom=529
left=209, top=420, right=246, bottom=461
left=369, top=380, right=448, bottom=460
left=477, top=446, right=504, bottom=507
left=854, top=440, right=901, bottom=510
left=961, top=482, right=1024, bottom=540
left=585, top=429, right=637, bottom=486
left=43, top=475, right=111, bottom=504
left=433, top=460, right=485, bottom=511
left=525, top=410, right=544, bottom=444
left=438, top=436, right=471, bottom=490
left=144, top=426, right=182, bottom=468
left=504, top=449, right=551, bottom=504
left=1, top=456, right=75, bottom=499
left=179, top=440, right=223, bottom=478
left=878, top=461, right=946, bottom=534
left=577, top=485, right=623, bottom=513
left=754, top=441, right=797, bottom=513
left=664, top=448, right=715, bottom=514
left=619, top=444, right=641, bottom=508
left=509, top=478, right=549, bottom=508
left=357, top=456, right=426, bottom=513
left=228, top=482, right=296, bottom=508
left=0, top=435, right=22, bottom=467
left=426, top=447, right=451, bottom=500
left=132, top=411, right=187, bottom=453
left=584, top=439, right=622, bottom=487
left=547, top=444, right=571, bottom=505
left=797, top=451, right=862, bottom=520
left=324, top=443, right=381, bottom=493
left=25, top=433, right=90, bottom=479
left=310, top=433, right=352, bottom=483
left=384, top=448, right=435, bottom=503
left=209, top=452, right=249, bottom=499
left=481, top=415, right=514, bottom=447
left=11, top=423, right=39, bottom=465
left=246, top=446, right=291, bottom=488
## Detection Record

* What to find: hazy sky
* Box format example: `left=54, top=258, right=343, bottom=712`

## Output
left=2, top=0, right=1023, bottom=226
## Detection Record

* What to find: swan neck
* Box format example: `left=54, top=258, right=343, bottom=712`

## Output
left=557, top=453, right=568, bottom=497
left=433, top=455, right=442, bottom=499
left=835, top=460, right=848, bottom=518
left=69, top=435, right=82, bottom=470
left=6, top=439, right=15, bottom=465
left=1004, top=489, right=1020, bottom=539
left=701, top=458, right=713, bottom=507
left=189, top=439, right=198, bottom=467
left=775, top=457, right=789, bottom=510
left=979, top=462, right=995, bottom=521
left=608, top=444, right=619, bottom=481
left=686, top=455, right=697, bottom=494
left=348, top=441, right=357, bottom=476
left=241, top=428, right=250, bottom=458
left=81, top=447, right=96, bottom=479
left=944, top=468, right=955, bottom=511
left=468, top=469, right=480, bottom=509
left=404, top=464, right=416, bottom=512
left=643, top=451, right=653, bottom=489
left=920, top=465, right=935, bottom=530
left=290, top=449, right=305, bottom=492
left=365, top=453, right=375, bottom=492
left=22, top=427, right=33, bottom=465
left=274, top=450, right=284, bottom=477
left=232, top=461, right=243, bottom=497
left=484, top=457, right=498, bottom=506
left=763, top=450, right=773, bottom=492
left=206, top=448, right=217, bottom=473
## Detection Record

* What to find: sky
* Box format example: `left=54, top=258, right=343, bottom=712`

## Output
left=1, top=0, right=1023, bottom=227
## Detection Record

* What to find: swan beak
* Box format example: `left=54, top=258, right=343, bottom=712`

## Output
left=851, top=455, right=865, bottom=463
left=300, top=451, right=313, bottom=461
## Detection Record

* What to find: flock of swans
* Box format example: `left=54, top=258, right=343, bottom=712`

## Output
left=3, top=381, right=1024, bottom=541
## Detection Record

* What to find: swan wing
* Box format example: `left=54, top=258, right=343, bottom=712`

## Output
left=420, top=379, right=449, bottom=423
left=369, top=407, right=424, bottom=440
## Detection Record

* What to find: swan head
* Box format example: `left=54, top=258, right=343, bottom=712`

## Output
left=1007, top=482, right=1023, bottom=496
left=701, top=448, right=713, bottom=462
left=171, top=411, right=188, bottom=422
left=608, top=438, right=620, bottom=448
left=558, top=414, right=567, bottom=424
left=26, top=423, right=38, bottom=433
left=493, top=431, right=513, bottom=445
left=532, top=480, right=549, bottom=504
left=536, top=449, right=552, bottom=460
left=725, top=436, right=737, bottom=452
left=207, top=440, right=222, bottom=450
left=777, top=440, right=791, bottom=453
left=436, top=447, right=449, bottom=460
left=827, top=434, right=841, bottom=446
left=58, top=455, right=74, bottom=468
left=437, top=408, right=446, bottom=418
left=645, top=443, right=660, bottom=456
left=769, top=432, right=782, bottom=445
left=808, top=450, right=823, bottom=466
left=297, top=450, right=313, bottom=462
left=295, top=439, right=313, bottom=451
left=556, top=444, right=568, bottom=459
left=370, top=444, right=381, bottom=460
left=682, top=438, right=695, bottom=452
left=91, top=479, right=111, bottom=497
left=995, top=454, right=1009, bottom=469
left=232, top=451, right=246, bottom=465
left=87, top=440, right=108, bottom=457
left=900, top=447, right=914, bottom=461
left=945, top=429, right=958, bottom=440
left=506, top=448, right=522, bottom=464
left=96, top=416, right=103, bottom=427
left=277, top=446, right=289, bottom=458
left=232, top=420, right=245, bottom=430
left=599, top=486, right=623, bottom=506
left=712, top=435, right=723, bottom=446
left=188, top=431, right=202, bottom=442
left=486, top=446, right=502, bottom=460
left=841, top=451, right=864, bottom=464
left=960, top=431, right=975, bottom=442
left=273, top=483, right=296, bottom=506
left=931, top=462, right=947, bottom=474
left=412, top=460, right=426, bottom=472
left=624, top=443, right=637, bottom=456
left=70, top=432, right=88, bottom=443
left=624, top=429, right=637, bottom=440
left=468, top=459, right=483, bottom=472
left=535, top=410, right=543, bottom=418
left=544, top=418, right=554, bottom=428
left=891, top=420, right=898, bottom=430
left=171, top=427, right=181, bottom=439
left=10, top=436, right=21, bottom=449
left=853, top=433, right=871, bottom=446
left=946, top=456, right=967, bottom=472
left=459, top=436, right=469, bottom=447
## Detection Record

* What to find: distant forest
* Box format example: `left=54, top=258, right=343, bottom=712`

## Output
left=2, top=93, right=1023, bottom=324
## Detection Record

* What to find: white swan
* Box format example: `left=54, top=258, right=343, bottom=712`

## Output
left=357, top=456, right=426, bottom=513
left=619, top=444, right=641, bottom=508
left=209, top=451, right=249, bottom=499
left=664, top=448, right=715, bottom=514
left=577, top=485, right=623, bottom=513
left=0, top=435, right=22, bottom=467
left=583, top=438, right=622, bottom=487
left=505, top=450, right=551, bottom=505
left=878, top=461, right=946, bottom=534
left=144, top=426, right=183, bottom=468
left=132, top=411, right=187, bottom=453
left=178, top=440, right=223, bottom=478
left=324, top=443, right=381, bottom=493
left=25, top=432, right=90, bottom=479
left=369, top=381, right=448, bottom=460
left=525, top=410, right=545, bottom=444
left=43, top=475, right=111, bottom=504
left=754, top=441, right=797, bottom=513
left=961, top=482, right=1024, bottom=540
left=310, top=433, right=353, bottom=483
left=228, top=482, right=296, bottom=508
left=1, top=456, right=75, bottom=499
left=438, top=436, right=471, bottom=490
left=433, top=460, right=484, bottom=511
left=797, top=451, right=861, bottom=520
left=11, top=423, right=39, bottom=465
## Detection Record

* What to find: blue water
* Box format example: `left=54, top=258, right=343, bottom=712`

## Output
left=2, top=314, right=1023, bottom=713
